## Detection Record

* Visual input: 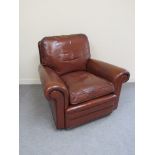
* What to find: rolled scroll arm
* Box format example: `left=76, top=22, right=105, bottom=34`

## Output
left=39, top=64, right=69, bottom=128
left=87, top=59, right=130, bottom=109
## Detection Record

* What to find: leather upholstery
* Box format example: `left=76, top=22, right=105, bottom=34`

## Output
left=87, top=59, right=130, bottom=109
left=87, top=59, right=130, bottom=84
left=38, top=34, right=130, bottom=129
left=66, top=94, right=117, bottom=128
left=38, top=34, right=90, bottom=75
left=61, top=71, right=114, bottom=105
left=39, top=64, right=69, bottom=108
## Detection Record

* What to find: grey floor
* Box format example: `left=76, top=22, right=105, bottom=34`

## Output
left=19, top=83, right=135, bottom=155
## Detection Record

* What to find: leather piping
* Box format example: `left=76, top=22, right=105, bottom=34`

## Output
left=67, top=105, right=113, bottom=120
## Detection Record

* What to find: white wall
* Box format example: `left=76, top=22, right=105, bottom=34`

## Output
left=19, top=0, right=134, bottom=84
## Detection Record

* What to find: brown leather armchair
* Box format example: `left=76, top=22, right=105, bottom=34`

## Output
left=38, top=34, right=130, bottom=129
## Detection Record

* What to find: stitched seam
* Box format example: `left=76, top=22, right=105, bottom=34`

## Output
left=67, top=105, right=113, bottom=120
left=67, top=97, right=115, bottom=114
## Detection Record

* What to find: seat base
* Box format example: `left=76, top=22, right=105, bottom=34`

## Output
left=65, top=94, right=117, bottom=128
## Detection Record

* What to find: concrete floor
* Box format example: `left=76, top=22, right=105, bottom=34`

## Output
left=19, top=83, right=135, bottom=155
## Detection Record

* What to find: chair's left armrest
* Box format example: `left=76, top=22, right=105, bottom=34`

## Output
left=87, top=59, right=130, bottom=95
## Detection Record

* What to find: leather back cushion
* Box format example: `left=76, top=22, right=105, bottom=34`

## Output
left=38, top=34, right=90, bottom=75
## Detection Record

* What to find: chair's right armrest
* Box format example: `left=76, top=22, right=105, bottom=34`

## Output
left=38, top=64, right=68, bottom=104
left=39, top=64, right=69, bottom=129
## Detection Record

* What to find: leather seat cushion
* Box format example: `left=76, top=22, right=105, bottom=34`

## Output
left=61, top=71, right=115, bottom=105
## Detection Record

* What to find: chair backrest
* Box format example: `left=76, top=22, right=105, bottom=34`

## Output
left=38, top=34, right=90, bottom=75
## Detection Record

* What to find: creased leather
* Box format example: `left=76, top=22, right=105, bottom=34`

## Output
left=61, top=71, right=114, bottom=105
left=38, top=34, right=90, bottom=75
left=38, top=34, right=130, bottom=129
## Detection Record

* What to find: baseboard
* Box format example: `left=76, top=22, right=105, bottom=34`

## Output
left=19, top=78, right=134, bottom=85
left=19, top=79, right=41, bottom=84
